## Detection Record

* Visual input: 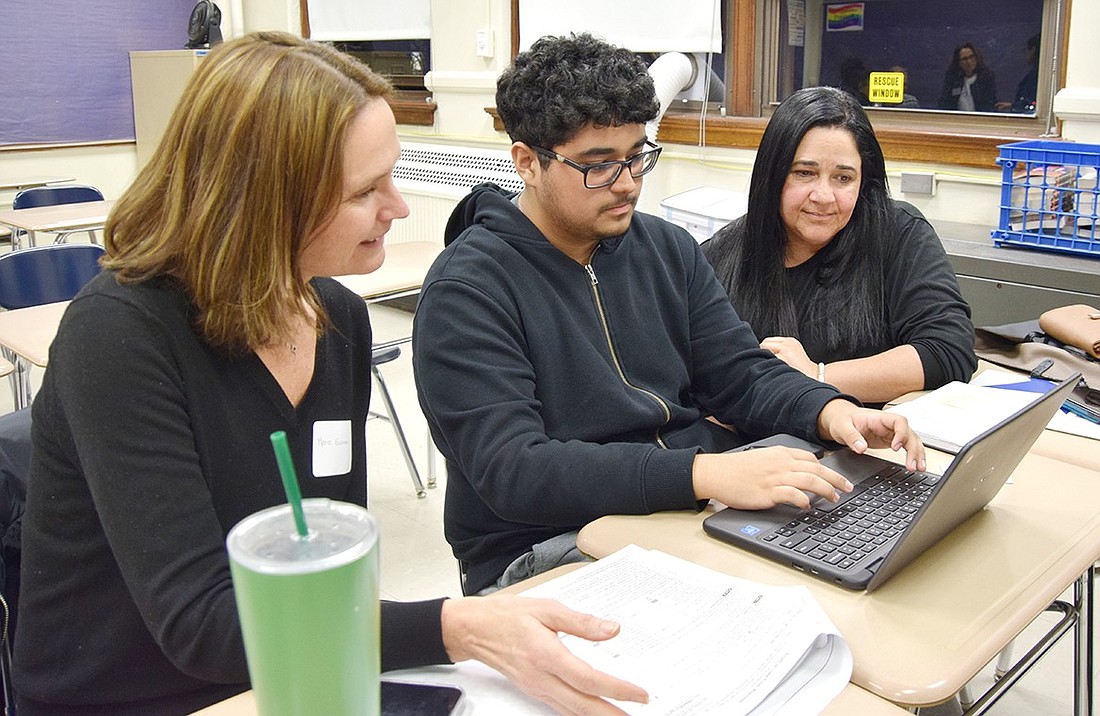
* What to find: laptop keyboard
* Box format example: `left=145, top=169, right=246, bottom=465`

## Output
left=760, top=464, right=941, bottom=570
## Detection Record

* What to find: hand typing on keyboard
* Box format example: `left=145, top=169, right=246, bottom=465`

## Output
left=768, top=466, right=941, bottom=570
left=692, top=446, right=854, bottom=510
left=816, top=399, right=927, bottom=472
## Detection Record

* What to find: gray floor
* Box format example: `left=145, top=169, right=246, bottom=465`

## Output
left=6, top=301, right=1092, bottom=713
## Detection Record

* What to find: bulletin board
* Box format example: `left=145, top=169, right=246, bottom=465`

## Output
left=0, top=0, right=196, bottom=146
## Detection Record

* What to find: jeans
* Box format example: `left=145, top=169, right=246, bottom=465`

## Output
left=477, top=531, right=593, bottom=595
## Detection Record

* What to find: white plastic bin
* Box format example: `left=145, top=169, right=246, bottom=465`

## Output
left=660, top=186, right=749, bottom=243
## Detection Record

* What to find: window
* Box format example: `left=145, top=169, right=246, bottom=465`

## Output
left=331, top=39, right=433, bottom=122
left=300, top=0, right=436, bottom=126
left=768, top=1, right=1047, bottom=115
left=508, top=0, right=1069, bottom=168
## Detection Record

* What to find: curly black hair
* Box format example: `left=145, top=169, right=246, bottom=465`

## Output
left=496, top=33, right=659, bottom=152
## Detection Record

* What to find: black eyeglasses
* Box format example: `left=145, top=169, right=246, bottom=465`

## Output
left=529, top=140, right=663, bottom=189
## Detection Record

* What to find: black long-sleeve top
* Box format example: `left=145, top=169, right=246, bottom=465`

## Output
left=938, top=67, right=998, bottom=112
left=413, top=184, right=848, bottom=594
left=703, top=201, right=976, bottom=392
left=14, top=273, right=449, bottom=715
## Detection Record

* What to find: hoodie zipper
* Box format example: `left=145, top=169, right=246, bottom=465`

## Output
left=583, top=259, right=671, bottom=448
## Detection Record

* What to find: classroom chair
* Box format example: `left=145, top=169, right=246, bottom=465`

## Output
left=0, top=243, right=104, bottom=309
left=10, top=184, right=105, bottom=249
left=0, top=243, right=106, bottom=408
left=0, top=362, right=12, bottom=412
left=370, top=344, right=428, bottom=498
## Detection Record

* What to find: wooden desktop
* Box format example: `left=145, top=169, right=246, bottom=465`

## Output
left=334, top=240, right=442, bottom=306
left=0, top=199, right=114, bottom=246
left=190, top=562, right=912, bottom=716
left=577, top=445, right=1100, bottom=713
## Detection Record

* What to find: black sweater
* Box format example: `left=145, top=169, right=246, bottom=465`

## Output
left=938, top=67, right=998, bottom=112
left=15, top=273, right=449, bottom=715
left=703, top=201, right=976, bottom=391
left=413, top=184, right=847, bottom=594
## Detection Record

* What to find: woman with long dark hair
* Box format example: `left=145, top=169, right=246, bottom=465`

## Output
left=938, top=42, right=998, bottom=112
left=703, top=86, right=975, bottom=404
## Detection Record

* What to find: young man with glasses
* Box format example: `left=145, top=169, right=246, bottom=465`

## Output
left=413, top=33, right=923, bottom=595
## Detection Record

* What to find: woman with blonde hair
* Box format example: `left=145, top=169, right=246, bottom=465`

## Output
left=14, top=32, right=646, bottom=716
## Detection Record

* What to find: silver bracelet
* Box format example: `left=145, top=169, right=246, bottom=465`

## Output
left=817, top=362, right=826, bottom=382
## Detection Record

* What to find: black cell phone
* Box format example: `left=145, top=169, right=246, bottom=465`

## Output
left=381, top=680, right=465, bottom=716
left=728, top=433, right=827, bottom=457
left=1067, top=384, right=1100, bottom=422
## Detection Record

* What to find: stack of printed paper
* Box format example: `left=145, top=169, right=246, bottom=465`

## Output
left=521, top=545, right=851, bottom=715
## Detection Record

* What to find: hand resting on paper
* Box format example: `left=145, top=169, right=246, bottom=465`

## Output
left=441, top=595, right=649, bottom=714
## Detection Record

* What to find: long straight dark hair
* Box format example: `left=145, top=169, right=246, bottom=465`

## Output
left=705, top=86, right=891, bottom=354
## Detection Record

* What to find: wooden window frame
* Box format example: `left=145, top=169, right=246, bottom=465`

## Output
left=504, top=0, right=1070, bottom=169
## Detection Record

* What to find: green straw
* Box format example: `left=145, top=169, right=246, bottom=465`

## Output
left=270, top=431, right=309, bottom=539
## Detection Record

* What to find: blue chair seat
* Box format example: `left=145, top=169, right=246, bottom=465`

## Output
left=0, top=244, right=106, bottom=310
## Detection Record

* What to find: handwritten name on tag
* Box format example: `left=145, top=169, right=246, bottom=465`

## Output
left=312, top=420, right=352, bottom=477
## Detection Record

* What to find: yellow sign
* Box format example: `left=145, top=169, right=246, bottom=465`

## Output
left=868, top=72, right=905, bottom=104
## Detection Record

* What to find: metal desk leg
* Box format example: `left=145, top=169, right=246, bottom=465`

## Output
left=1, top=349, right=29, bottom=410
left=370, top=361, right=427, bottom=499
left=15, top=359, right=31, bottom=410
left=1075, top=565, right=1094, bottom=716
left=4, top=370, right=16, bottom=409
left=964, top=600, right=1077, bottom=715
left=426, top=424, right=437, bottom=489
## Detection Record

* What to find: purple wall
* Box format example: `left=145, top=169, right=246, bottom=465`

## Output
left=816, top=0, right=1044, bottom=110
left=0, top=0, right=197, bottom=145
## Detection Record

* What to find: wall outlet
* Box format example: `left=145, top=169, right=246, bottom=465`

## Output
left=475, top=30, right=494, bottom=58
left=900, top=172, right=936, bottom=195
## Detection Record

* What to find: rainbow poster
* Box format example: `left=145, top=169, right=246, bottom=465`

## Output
left=826, top=3, right=864, bottom=32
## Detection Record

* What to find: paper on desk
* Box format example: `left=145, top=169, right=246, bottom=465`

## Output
left=1046, top=410, right=1100, bottom=440
left=383, top=546, right=850, bottom=715
left=519, top=545, right=851, bottom=716
left=971, top=369, right=1100, bottom=441
left=887, top=370, right=1100, bottom=459
left=887, top=377, right=1043, bottom=454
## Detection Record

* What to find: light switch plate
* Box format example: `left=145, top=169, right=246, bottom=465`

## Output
left=475, top=30, right=494, bottom=58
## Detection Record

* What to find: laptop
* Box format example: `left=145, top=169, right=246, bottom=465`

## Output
left=703, top=373, right=1080, bottom=592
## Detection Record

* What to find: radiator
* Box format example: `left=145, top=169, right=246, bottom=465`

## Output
left=388, top=142, right=523, bottom=245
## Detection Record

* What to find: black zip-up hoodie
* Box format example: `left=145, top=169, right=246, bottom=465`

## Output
left=413, top=184, right=847, bottom=593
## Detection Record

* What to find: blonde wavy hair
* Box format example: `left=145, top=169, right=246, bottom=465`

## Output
left=104, top=31, right=392, bottom=353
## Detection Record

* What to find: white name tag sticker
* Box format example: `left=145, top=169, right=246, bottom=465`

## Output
left=312, top=420, right=352, bottom=477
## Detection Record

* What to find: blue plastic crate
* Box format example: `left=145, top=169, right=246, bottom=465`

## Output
left=991, top=139, right=1100, bottom=259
